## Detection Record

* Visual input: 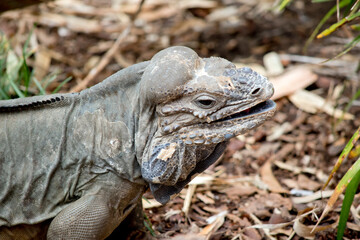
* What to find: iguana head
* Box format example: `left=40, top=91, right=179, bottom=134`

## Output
left=141, top=46, right=275, bottom=145
left=139, top=46, right=276, bottom=204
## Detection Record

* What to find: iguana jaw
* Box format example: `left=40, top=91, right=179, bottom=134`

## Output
left=157, top=95, right=276, bottom=145
left=215, top=99, right=276, bottom=122
left=173, top=99, right=276, bottom=145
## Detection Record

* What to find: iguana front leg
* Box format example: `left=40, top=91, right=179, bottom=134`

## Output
left=47, top=179, right=145, bottom=240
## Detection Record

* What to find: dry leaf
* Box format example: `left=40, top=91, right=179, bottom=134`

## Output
left=267, top=122, right=293, bottom=141
left=294, top=216, right=338, bottom=239
left=164, top=209, right=182, bottom=220
left=179, top=0, right=218, bottom=9
left=274, top=160, right=317, bottom=175
left=196, top=193, right=215, bottom=205
left=206, top=6, right=238, bottom=22
left=182, top=184, right=197, bottom=217
left=35, top=47, right=51, bottom=81
left=291, top=190, right=333, bottom=204
left=142, top=198, right=162, bottom=209
left=198, top=210, right=227, bottom=240
left=221, top=185, right=258, bottom=199
left=347, top=222, right=360, bottom=231
left=289, top=89, right=354, bottom=120
left=297, top=174, right=322, bottom=191
left=270, top=65, right=317, bottom=100
left=263, top=51, right=284, bottom=76
left=260, top=160, right=289, bottom=194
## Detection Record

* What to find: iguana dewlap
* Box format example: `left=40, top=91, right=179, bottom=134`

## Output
left=0, top=46, right=275, bottom=239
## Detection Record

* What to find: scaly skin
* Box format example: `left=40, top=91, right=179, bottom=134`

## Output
left=0, top=46, right=275, bottom=239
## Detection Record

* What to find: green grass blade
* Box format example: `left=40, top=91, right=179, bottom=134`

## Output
left=42, top=74, right=57, bottom=90
left=32, top=77, right=46, bottom=95
left=51, top=76, right=72, bottom=94
left=20, top=59, right=31, bottom=97
left=0, top=86, right=9, bottom=99
left=317, top=18, right=348, bottom=38
left=334, top=158, right=360, bottom=199
left=312, top=0, right=333, bottom=2
left=21, top=29, right=34, bottom=96
left=278, top=0, right=292, bottom=11
left=143, top=213, right=156, bottom=236
left=304, top=0, right=352, bottom=52
left=316, top=157, right=360, bottom=229
left=351, top=23, right=360, bottom=30
left=337, top=167, right=360, bottom=240
left=8, top=75, right=25, bottom=98
left=317, top=3, right=360, bottom=38
left=348, top=1, right=360, bottom=15
left=323, top=126, right=360, bottom=189
left=329, top=34, right=360, bottom=59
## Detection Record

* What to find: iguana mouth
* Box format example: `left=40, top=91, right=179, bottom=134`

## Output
left=218, top=100, right=276, bottom=122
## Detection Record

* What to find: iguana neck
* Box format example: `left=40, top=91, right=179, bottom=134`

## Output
left=76, top=61, right=156, bottom=173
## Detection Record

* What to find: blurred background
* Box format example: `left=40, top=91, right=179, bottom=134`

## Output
left=0, top=0, right=360, bottom=239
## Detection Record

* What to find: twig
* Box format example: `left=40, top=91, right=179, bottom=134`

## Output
left=70, top=0, right=146, bottom=93
left=182, top=184, right=197, bottom=217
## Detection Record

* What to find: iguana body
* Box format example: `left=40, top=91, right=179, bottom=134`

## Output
left=0, top=46, right=275, bottom=239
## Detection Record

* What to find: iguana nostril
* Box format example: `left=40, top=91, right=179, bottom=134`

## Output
left=251, top=88, right=261, bottom=95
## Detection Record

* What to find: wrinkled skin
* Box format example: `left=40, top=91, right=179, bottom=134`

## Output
left=0, top=46, right=275, bottom=239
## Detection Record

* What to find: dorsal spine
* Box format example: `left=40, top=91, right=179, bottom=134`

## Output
left=0, top=96, right=65, bottom=113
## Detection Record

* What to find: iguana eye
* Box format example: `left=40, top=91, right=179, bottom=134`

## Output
left=194, top=95, right=216, bottom=109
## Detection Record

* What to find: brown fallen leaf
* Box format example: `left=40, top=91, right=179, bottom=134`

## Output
left=196, top=193, right=215, bottom=205
left=220, top=185, right=258, bottom=200
left=260, top=144, right=294, bottom=194
left=182, top=184, right=197, bottom=217
left=297, top=174, right=322, bottom=191
left=198, top=210, right=227, bottom=240
left=291, top=190, right=333, bottom=204
left=347, top=222, right=360, bottom=231
left=244, top=193, right=292, bottom=219
left=289, top=89, right=354, bottom=120
left=142, top=198, right=162, bottom=209
left=34, top=47, right=51, bottom=81
left=270, top=65, right=318, bottom=100
left=294, top=215, right=338, bottom=239
left=260, top=160, right=289, bottom=194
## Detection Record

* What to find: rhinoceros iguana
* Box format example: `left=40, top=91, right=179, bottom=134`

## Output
left=0, top=46, right=276, bottom=239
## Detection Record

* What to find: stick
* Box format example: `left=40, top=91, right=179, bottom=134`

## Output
left=70, top=0, right=145, bottom=93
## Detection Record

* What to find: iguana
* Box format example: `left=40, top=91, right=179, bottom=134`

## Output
left=0, top=46, right=276, bottom=239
